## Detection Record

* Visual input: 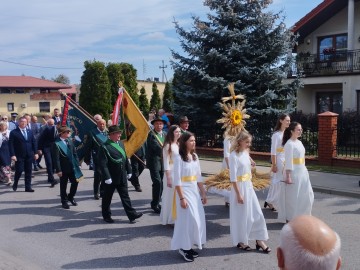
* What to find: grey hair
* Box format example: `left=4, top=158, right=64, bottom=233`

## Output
left=280, top=223, right=341, bottom=270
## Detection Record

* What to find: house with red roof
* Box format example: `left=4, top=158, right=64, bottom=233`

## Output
left=0, top=76, right=72, bottom=115
left=289, top=0, right=360, bottom=114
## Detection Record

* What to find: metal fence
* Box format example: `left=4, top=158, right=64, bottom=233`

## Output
left=336, top=112, right=360, bottom=158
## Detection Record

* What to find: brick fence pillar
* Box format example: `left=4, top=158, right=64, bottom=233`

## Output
left=317, top=111, right=338, bottom=166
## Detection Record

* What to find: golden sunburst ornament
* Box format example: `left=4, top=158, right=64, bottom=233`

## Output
left=217, top=83, right=250, bottom=137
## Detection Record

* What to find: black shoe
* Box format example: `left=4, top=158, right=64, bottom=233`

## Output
left=151, top=206, right=161, bottom=214
left=94, top=194, right=100, bottom=200
left=135, top=186, right=142, bottom=192
left=129, top=212, right=143, bottom=224
left=188, top=249, right=199, bottom=258
left=68, top=198, right=78, bottom=206
left=104, top=217, right=114, bottom=223
left=62, top=202, right=70, bottom=209
left=37, top=164, right=44, bottom=169
left=25, top=189, right=35, bottom=192
left=179, top=249, right=194, bottom=262
left=50, top=180, right=58, bottom=188
left=33, top=167, right=39, bottom=171
left=256, top=240, right=271, bottom=254
left=12, top=185, right=17, bottom=191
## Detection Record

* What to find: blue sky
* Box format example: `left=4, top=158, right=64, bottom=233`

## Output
left=0, top=0, right=323, bottom=85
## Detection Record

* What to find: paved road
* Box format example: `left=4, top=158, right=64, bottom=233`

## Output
left=0, top=161, right=359, bottom=270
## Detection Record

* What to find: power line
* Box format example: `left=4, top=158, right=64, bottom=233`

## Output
left=0, top=59, right=82, bottom=70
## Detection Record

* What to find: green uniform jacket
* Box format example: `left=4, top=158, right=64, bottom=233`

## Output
left=146, top=131, right=166, bottom=171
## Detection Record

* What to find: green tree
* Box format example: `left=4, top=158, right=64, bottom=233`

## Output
left=171, top=0, right=301, bottom=130
left=106, top=63, right=125, bottom=106
left=119, top=63, right=139, bottom=105
left=162, top=82, right=174, bottom=113
left=52, top=74, right=70, bottom=85
left=79, top=60, right=111, bottom=119
left=150, top=82, right=161, bottom=113
left=138, top=86, right=150, bottom=117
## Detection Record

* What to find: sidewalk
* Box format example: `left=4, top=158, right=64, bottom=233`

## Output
left=199, top=159, right=360, bottom=199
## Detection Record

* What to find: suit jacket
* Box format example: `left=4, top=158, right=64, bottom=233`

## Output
left=98, top=140, right=131, bottom=185
left=53, top=116, right=61, bottom=125
left=146, top=130, right=166, bottom=171
left=9, top=128, right=37, bottom=158
left=38, top=125, right=57, bottom=150
left=30, top=122, right=41, bottom=141
left=83, top=128, right=108, bottom=165
left=52, top=138, right=79, bottom=174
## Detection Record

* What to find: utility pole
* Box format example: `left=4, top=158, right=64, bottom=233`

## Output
left=159, top=60, right=167, bottom=82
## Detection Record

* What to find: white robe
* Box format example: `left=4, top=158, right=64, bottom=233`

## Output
left=278, top=139, right=314, bottom=222
left=265, top=131, right=284, bottom=207
left=171, top=154, right=206, bottom=250
left=229, top=151, right=268, bottom=246
left=160, top=142, right=178, bottom=225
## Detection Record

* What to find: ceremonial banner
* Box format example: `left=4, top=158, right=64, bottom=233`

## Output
left=61, top=94, right=97, bottom=161
left=111, top=87, right=124, bottom=126
left=116, top=88, right=150, bottom=157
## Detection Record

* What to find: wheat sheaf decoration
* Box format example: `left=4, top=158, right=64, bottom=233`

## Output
left=216, top=83, right=250, bottom=137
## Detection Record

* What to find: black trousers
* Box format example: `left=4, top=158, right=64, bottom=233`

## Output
left=149, top=168, right=164, bottom=208
left=92, top=162, right=103, bottom=196
left=43, top=147, right=55, bottom=183
left=129, top=155, right=145, bottom=188
left=102, top=182, right=137, bottom=221
left=60, top=172, right=78, bottom=202
left=13, top=157, right=33, bottom=190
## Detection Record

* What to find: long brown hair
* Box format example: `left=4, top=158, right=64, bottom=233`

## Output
left=274, top=114, right=290, bottom=132
left=282, top=121, right=300, bottom=146
left=163, top=125, right=180, bottom=156
left=179, top=132, right=197, bottom=162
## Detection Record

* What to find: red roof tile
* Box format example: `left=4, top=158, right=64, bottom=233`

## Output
left=0, top=76, right=71, bottom=89
left=59, top=85, right=77, bottom=94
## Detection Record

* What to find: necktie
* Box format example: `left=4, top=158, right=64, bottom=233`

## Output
left=22, top=129, right=28, bottom=140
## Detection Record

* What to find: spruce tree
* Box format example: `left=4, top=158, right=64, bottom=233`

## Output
left=106, top=63, right=125, bottom=106
left=171, top=0, right=300, bottom=131
left=79, top=60, right=111, bottom=119
left=162, top=82, right=174, bottom=113
left=150, top=82, right=161, bottom=113
left=138, top=86, right=150, bottom=117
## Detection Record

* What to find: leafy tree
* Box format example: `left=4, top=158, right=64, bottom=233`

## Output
left=171, top=0, right=301, bottom=131
left=119, top=63, right=139, bottom=105
left=138, top=86, right=150, bottom=117
left=106, top=63, right=125, bottom=106
left=79, top=60, right=111, bottom=119
left=52, top=74, right=70, bottom=85
left=149, top=82, right=161, bottom=113
left=162, top=82, right=174, bottom=113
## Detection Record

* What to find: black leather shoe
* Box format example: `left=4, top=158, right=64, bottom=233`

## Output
left=33, top=167, right=39, bottom=171
left=50, top=180, right=58, bottom=188
left=104, top=217, right=114, bottom=223
left=68, top=198, right=78, bottom=206
left=62, top=202, right=70, bottom=209
left=12, top=185, right=17, bottom=191
left=129, top=212, right=143, bottom=224
left=94, top=194, right=100, bottom=200
left=135, top=186, right=142, bottom=192
left=37, top=164, right=44, bottom=169
left=25, top=189, right=35, bottom=192
left=151, top=206, right=161, bottom=214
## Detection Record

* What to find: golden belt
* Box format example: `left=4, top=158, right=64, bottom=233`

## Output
left=237, top=173, right=251, bottom=182
left=276, top=147, right=284, bottom=153
left=181, top=176, right=197, bottom=182
left=293, top=158, right=305, bottom=165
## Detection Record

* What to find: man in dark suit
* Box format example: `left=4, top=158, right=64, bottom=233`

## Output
left=146, top=116, right=167, bottom=214
left=84, top=119, right=108, bottom=200
left=9, top=116, right=38, bottom=192
left=52, top=108, right=61, bottom=125
left=52, top=126, right=83, bottom=209
left=37, top=118, right=58, bottom=187
left=98, top=125, right=143, bottom=224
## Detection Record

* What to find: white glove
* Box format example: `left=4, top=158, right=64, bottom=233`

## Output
left=127, top=174, right=132, bottom=180
left=105, top=179, right=112, bottom=184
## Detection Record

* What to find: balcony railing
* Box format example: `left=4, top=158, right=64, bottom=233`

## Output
left=289, top=49, right=360, bottom=77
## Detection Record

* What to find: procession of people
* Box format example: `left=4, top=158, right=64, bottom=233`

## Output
left=0, top=101, right=320, bottom=265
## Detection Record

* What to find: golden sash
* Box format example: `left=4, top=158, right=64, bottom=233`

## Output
left=293, top=158, right=305, bottom=165
left=236, top=173, right=251, bottom=182
left=181, top=176, right=197, bottom=182
left=276, top=147, right=284, bottom=153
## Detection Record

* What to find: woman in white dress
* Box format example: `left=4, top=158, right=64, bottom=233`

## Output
left=264, top=114, right=290, bottom=211
left=160, top=125, right=181, bottom=225
left=278, top=122, right=314, bottom=222
left=229, top=130, right=270, bottom=253
left=171, top=132, right=207, bottom=262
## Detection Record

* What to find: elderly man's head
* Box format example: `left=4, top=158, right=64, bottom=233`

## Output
left=277, top=215, right=341, bottom=270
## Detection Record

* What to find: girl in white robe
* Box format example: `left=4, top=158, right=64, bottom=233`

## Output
left=229, top=131, right=270, bottom=253
left=160, top=125, right=181, bottom=225
left=264, top=114, right=290, bottom=211
left=171, top=132, right=207, bottom=262
left=278, top=122, right=314, bottom=222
